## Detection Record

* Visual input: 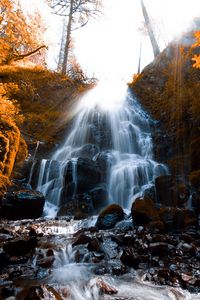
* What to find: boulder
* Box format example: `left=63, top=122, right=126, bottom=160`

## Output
left=131, top=197, right=159, bottom=226
left=0, top=189, right=45, bottom=219
left=64, top=157, right=102, bottom=192
left=155, top=175, right=190, bottom=207
left=96, top=204, right=124, bottom=230
left=3, top=237, right=37, bottom=256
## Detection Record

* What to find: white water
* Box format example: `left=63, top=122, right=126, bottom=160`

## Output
left=32, top=219, right=199, bottom=300
left=32, top=81, right=167, bottom=213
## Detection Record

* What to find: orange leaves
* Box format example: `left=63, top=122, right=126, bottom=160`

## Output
left=192, top=54, right=200, bottom=69
left=192, top=31, right=200, bottom=69
left=0, top=0, right=46, bottom=65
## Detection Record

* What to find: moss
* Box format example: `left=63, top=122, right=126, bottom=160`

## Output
left=0, top=117, right=20, bottom=177
left=99, top=203, right=124, bottom=218
left=0, top=174, right=10, bottom=199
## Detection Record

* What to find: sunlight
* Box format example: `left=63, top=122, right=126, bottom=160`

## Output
left=22, top=0, right=200, bottom=80
left=73, top=0, right=200, bottom=80
left=79, top=79, right=128, bottom=111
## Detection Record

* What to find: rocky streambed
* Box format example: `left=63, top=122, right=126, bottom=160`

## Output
left=0, top=211, right=200, bottom=300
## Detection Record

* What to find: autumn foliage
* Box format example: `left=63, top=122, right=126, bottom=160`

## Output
left=0, top=0, right=46, bottom=65
left=192, top=31, right=200, bottom=68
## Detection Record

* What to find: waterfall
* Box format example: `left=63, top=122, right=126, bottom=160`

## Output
left=33, top=81, right=167, bottom=215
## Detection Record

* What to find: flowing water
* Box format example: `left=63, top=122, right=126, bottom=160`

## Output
left=30, top=81, right=167, bottom=214
left=9, top=218, right=200, bottom=300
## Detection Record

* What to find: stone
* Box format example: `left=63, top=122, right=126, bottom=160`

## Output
left=0, top=189, right=45, bottom=219
left=87, top=238, right=102, bottom=252
left=96, top=204, right=124, bottom=230
left=37, top=256, right=55, bottom=268
left=72, top=234, right=91, bottom=247
left=3, top=237, right=37, bottom=256
left=120, top=247, right=140, bottom=269
left=149, top=242, right=169, bottom=257
left=131, top=197, right=159, bottom=226
left=95, top=278, right=118, bottom=295
left=0, top=251, right=10, bottom=270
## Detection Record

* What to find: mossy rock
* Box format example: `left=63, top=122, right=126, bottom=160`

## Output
left=96, top=204, right=124, bottom=230
left=131, top=197, right=160, bottom=226
left=0, top=174, right=10, bottom=200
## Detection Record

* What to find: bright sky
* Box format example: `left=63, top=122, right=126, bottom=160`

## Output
left=22, top=0, right=200, bottom=81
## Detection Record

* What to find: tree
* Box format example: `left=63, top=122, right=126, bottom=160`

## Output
left=140, top=0, right=160, bottom=58
left=0, top=0, right=47, bottom=65
left=47, top=0, right=102, bottom=74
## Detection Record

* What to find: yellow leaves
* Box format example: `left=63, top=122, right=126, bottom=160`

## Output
left=192, top=54, right=200, bottom=69
left=192, top=31, right=200, bottom=69
left=0, top=0, right=46, bottom=65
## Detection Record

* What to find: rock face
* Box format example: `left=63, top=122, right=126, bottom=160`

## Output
left=96, top=204, right=124, bottom=229
left=0, top=189, right=45, bottom=219
left=155, top=175, right=190, bottom=207
left=130, top=30, right=200, bottom=181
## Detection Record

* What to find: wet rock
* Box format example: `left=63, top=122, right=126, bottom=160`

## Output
left=120, top=247, right=140, bottom=269
left=71, top=144, right=99, bottom=160
left=109, top=259, right=127, bottom=276
left=87, top=238, right=102, bottom=252
left=3, top=237, right=37, bottom=256
left=177, top=242, right=195, bottom=255
left=22, top=285, right=63, bottom=300
left=114, top=218, right=133, bottom=231
left=111, top=234, right=124, bottom=246
left=95, top=278, right=118, bottom=295
left=0, top=251, right=10, bottom=270
left=96, top=204, right=124, bottom=230
left=0, top=189, right=45, bottom=219
left=149, top=242, right=169, bottom=257
left=37, top=256, right=55, bottom=268
left=131, top=197, right=159, bottom=226
left=64, top=158, right=102, bottom=194
left=102, top=239, right=119, bottom=259
left=72, top=234, right=91, bottom=247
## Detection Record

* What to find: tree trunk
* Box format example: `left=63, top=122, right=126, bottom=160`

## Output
left=137, top=42, right=142, bottom=74
left=62, top=0, right=74, bottom=74
left=140, top=0, right=160, bottom=58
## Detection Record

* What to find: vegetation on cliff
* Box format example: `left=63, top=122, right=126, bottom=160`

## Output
left=130, top=29, right=200, bottom=188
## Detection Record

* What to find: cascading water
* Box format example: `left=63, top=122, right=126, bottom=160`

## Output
left=30, top=80, right=167, bottom=215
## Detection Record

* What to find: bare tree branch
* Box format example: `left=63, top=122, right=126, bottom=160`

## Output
left=7, top=45, right=48, bottom=64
